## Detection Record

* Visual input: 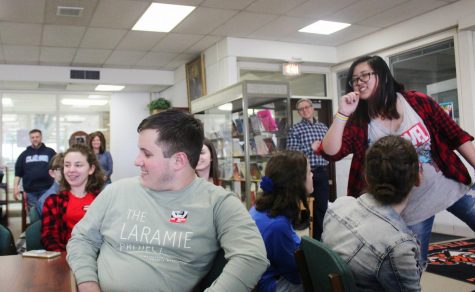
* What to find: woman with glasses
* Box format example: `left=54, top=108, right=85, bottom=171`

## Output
left=315, top=55, right=475, bottom=268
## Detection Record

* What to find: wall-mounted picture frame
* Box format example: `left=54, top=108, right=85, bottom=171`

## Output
left=186, top=53, right=207, bottom=105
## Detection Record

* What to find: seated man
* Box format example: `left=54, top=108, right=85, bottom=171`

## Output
left=322, top=136, right=423, bottom=291
left=67, top=110, right=269, bottom=291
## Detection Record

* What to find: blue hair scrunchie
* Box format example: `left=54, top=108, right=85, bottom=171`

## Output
left=260, top=176, right=274, bottom=193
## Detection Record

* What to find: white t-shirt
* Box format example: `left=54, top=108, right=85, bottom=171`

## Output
left=368, top=93, right=468, bottom=225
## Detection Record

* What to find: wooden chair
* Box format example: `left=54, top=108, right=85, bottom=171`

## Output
left=295, top=236, right=357, bottom=292
left=0, top=167, right=9, bottom=226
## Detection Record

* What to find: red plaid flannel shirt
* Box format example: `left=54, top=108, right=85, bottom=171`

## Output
left=320, top=90, right=473, bottom=197
left=41, top=190, right=98, bottom=251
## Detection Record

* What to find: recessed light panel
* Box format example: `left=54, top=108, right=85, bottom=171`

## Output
left=299, top=20, right=350, bottom=35
left=132, top=3, right=195, bottom=32
left=95, top=85, right=125, bottom=91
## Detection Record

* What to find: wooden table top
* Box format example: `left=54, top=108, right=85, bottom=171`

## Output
left=0, top=252, right=76, bottom=292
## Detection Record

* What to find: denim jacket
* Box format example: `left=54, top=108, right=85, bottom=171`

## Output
left=322, top=194, right=422, bottom=292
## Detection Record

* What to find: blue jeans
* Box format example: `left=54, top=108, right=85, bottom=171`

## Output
left=408, top=193, right=475, bottom=267
left=26, top=191, right=45, bottom=209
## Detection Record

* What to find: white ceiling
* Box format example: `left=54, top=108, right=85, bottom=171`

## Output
left=0, top=0, right=460, bottom=91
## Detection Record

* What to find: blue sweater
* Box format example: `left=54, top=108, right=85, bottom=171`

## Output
left=14, top=143, right=56, bottom=192
left=250, top=207, right=301, bottom=292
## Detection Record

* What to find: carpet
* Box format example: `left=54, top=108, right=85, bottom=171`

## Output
left=427, top=238, right=475, bottom=284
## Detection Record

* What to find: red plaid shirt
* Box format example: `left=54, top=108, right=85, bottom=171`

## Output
left=41, top=190, right=97, bottom=251
left=320, top=90, right=474, bottom=197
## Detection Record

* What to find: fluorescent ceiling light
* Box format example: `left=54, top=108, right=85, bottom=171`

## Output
left=2, top=97, right=13, bottom=107
left=299, top=20, right=351, bottom=35
left=132, top=3, right=195, bottom=32
left=95, top=85, right=125, bottom=91
left=88, top=94, right=109, bottom=99
left=218, top=103, right=232, bottom=111
left=61, top=98, right=109, bottom=107
left=2, top=114, right=17, bottom=122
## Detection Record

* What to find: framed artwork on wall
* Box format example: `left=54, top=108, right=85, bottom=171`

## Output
left=186, top=53, right=207, bottom=105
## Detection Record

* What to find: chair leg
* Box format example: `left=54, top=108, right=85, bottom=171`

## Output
left=295, top=249, right=314, bottom=292
left=328, top=273, right=344, bottom=292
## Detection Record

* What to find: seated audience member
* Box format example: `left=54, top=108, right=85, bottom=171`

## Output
left=36, top=153, right=64, bottom=216
left=41, top=144, right=104, bottom=251
left=66, top=110, right=269, bottom=291
left=322, top=135, right=423, bottom=291
left=88, top=131, right=113, bottom=184
left=196, top=138, right=220, bottom=185
left=250, top=150, right=312, bottom=292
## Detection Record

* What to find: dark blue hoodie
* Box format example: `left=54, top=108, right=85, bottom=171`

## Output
left=15, top=143, right=56, bottom=192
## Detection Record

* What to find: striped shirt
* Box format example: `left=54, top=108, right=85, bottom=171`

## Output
left=286, top=118, right=329, bottom=168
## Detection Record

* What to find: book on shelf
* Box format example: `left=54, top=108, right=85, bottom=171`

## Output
left=249, top=138, right=257, bottom=155
left=249, top=115, right=264, bottom=134
left=254, top=135, right=269, bottom=155
left=257, top=109, right=278, bottom=132
left=219, top=160, right=234, bottom=180
left=232, top=118, right=244, bottom=135
left=249, top=162, right=262, bottom=180
left=232, top=158, right=243, bottom=180
left=263, top=137, right=277, bottom=153
left=232, top=138, right=244, bottom=156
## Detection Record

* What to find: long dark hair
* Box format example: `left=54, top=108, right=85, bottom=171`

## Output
left=88, top=131, right=106, bottom=154
left=203, top=138, right=220, bottom=185
left=365, top=136, right=419, bottom=204
left=255, top=150, right=309, bottom=223
left=346, top=55, right=405, bottom=126
left=60, top=144, right=105, bottom=195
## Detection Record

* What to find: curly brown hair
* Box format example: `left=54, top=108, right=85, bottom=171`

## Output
left=60, top=143, right=105, bottom=195
left=255, top=150, right=310, bottom=223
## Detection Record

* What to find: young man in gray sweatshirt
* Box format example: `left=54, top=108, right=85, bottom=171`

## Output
left=67, top=110, right=269, bottom=291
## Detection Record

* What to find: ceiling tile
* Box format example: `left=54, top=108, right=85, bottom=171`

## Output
left=116, top=31, right=166, bottom=51
left=201, top=0, right=254, bottom=10
left=152, top=33, right=204, bottom=53
left=327, top=0, right=407, bottom=24
left=357, top=0, right=448, bottom=28
left=286, top=0, right=357, bottom=19
left=249, top=16, right=312, bottom=40
left=173, top=7, right=239, bottom=34
left=0, top=0, right=45, bottom=23
left=40, top=47, right=76, bottom=65
left=246, top=0, right=307, bottom=14
left=136, top=52, right=178, bottom=68
left=0, top=22, right=42, bottom=45
left=73, top=48, right=111, bottom=65
left=211, top=12, right=277, bottom=37
left=184, top=35, right=222, bottom=54
left=42, top=25, right=86, bottom=47
left=66, top=83, right=97, bottom=91
left=44, top=0, right=98, bottom=26
left=89, top=0, right=149, bottom=29
left=104, top=50, right=147, bottom=66
left=80, top=28, right=127, bottom=49
left=165, top=53, right=196, bottom=68
left=3, top=45, right=40, bottom=64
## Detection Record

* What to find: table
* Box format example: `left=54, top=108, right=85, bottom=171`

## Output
left=0, top=252, right=76, bottom=291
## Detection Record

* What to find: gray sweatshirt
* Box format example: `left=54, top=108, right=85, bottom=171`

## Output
left=67, top=177, right=269, bottom=291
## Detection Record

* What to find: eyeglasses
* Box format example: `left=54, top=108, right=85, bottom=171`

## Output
left=349, top=72, right=376, bottom=87
left=297, top=105, right=312, bottom=112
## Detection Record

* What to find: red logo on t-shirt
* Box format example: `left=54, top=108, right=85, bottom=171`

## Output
left=168, top=210, right=188, bottom=223
left=401, top=122, right=430, bottom=147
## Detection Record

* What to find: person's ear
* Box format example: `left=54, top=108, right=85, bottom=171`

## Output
left=172, top=152, right=188, bottom=170
left=88, top=165, right=96, bottom=175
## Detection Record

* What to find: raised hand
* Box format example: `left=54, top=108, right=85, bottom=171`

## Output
left=339, top=92, right=360, bottom=116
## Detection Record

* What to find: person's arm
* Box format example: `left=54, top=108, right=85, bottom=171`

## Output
left=265, top=222, right=301, bottom=284
left=77, top=282, right=101, bottom=292
left=41, top=195, right=66, bottom=251
left=13, top=176, right=22, bottom=200
left=66, top=188, right=111, bottom=287
left=206, top=194, right=269, bottom=291
left=322, top=92, right=359, bottom=155
left=378, top=240, right=422, bottom=291
left=457, top=141, right=475, bottom=169
left=286, top=126, right=301, bottom=151
left=105, top=151, right=113, bottom=178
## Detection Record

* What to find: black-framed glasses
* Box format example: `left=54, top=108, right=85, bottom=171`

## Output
left=297, top=105, right=312, bottom=112
left=349, top=72, right=376, bottom=87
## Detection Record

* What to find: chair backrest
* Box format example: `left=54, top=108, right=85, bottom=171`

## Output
left=299, top=236, right=357, bottom=292
left=0, top=224, right=17, bottom=255
left=29, top=207, right=41, bottom=224
left=25, top=220, right=43, bottom=251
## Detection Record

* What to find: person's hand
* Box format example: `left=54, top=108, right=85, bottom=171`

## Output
left=338, top=91, right=360, bottom=116
left=311, top=140, right=321, bottom=152
left=78, top=281, right=101, bottom=292
left=13, top=188, right=21, bottom=201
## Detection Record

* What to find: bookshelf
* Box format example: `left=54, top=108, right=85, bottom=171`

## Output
left=193, top=80, right=290, bottom=208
